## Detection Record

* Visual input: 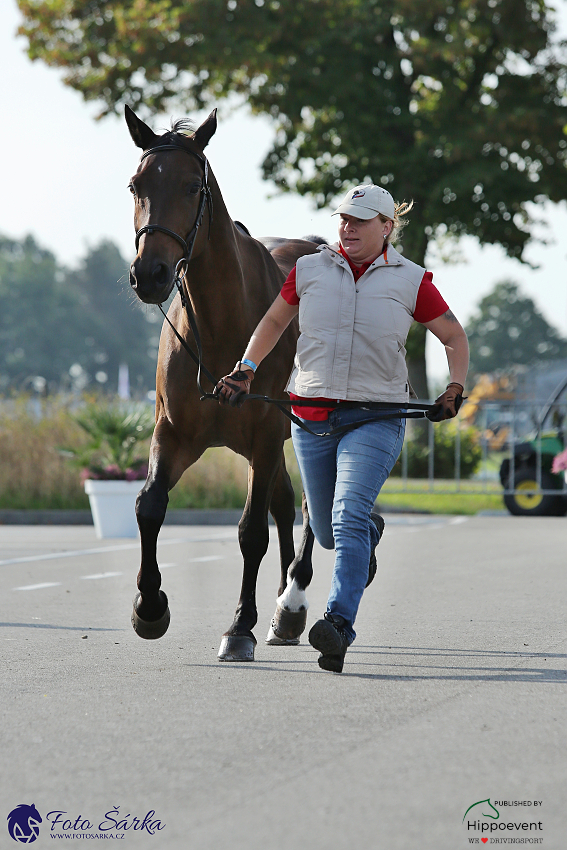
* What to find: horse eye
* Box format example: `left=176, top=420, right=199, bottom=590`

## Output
left=128, top=183, right=136, bottom=195
left=187, top=183, right=201, bottom=195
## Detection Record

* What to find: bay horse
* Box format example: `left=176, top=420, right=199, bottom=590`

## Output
left=125, top=105, right=317, bottom=661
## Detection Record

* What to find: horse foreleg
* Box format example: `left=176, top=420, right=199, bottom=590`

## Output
left=266, top=490, right=314, bottom=645
left=131, top=419, right=194, bottom=640
left=218, top=448, right=280, bottom=662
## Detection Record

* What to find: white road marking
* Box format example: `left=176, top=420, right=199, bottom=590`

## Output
left=14, top=582, right=62, bottom=591
left=9, top=554, right=225, bottom=591
left=0, top=533, right=234, bottom=568
left=189, top=555, right=223, bottom=562
left=160, top=556, right=223, bottom=569
left=81, top=572, right=123, bottom=580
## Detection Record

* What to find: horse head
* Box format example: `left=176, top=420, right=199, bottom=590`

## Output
left=125, top=105, right=217, bottom=304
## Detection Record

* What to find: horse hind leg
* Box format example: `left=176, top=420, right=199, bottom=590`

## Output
left=266, top=490, right=314, bottom=646
left=264, top=457, right=302, bottom=645
left=218, top=445, right=280, bottom=662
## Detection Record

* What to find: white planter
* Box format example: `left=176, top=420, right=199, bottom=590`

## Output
left=84, top=479, right=141, bottom=539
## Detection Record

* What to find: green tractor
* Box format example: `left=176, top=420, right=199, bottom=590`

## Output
left=499, top=376, right=567, bottom=517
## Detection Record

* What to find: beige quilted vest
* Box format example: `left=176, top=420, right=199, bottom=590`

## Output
left=286, top=243, right=425, bottom=402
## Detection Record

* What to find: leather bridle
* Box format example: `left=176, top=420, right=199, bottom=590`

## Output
left=134, top=143, right=213, bottom=279
left=134, top=143, right=217, bottom=394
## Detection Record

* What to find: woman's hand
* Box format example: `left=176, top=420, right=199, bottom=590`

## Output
left=427, top=382, right=465, bottom=421
left=214, top=365, right=254, bottom=405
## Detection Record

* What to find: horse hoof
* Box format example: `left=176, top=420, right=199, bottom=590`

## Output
left=131, top=592, right=170, bottom=640
left=218, top=634, right=256, bottom=662
left=265, top=604, right=307, bottom=645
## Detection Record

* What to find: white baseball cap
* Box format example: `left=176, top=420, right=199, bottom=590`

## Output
left=332, top=183, right=395, bottom=220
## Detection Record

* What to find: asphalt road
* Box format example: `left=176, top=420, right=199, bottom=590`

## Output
left=1, top=515, right=565, bottom=849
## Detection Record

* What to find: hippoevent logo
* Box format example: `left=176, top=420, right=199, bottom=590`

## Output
left=463, top=798, right=544, bottom=844
left=7, top=804, right=42, bottom=843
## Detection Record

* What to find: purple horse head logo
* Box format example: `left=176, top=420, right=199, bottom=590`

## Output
left=7, top=805, right=42, bottom=843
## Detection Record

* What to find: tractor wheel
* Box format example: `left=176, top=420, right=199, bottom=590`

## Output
left=503, top=469, right=566, bottom=517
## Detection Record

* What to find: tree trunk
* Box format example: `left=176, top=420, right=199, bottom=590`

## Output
left=397, top=213, right=430, bottom=400
left=406, top=323, right=430, bottom=400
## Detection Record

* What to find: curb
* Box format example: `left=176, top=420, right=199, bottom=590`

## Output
left=0, top=509, right=303, bottom=526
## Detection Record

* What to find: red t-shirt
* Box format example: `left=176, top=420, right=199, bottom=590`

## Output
left=280, top=246, right=448, bottom=420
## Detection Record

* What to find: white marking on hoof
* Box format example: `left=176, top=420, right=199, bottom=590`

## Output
left=277, top=576, right=309, bottom=613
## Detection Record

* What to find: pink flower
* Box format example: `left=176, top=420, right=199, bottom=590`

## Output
left=82, top=463, right=148, bottom=481
left=551, top=448, right=567, bottom=474
left=125, top=465, right=148, bottom=481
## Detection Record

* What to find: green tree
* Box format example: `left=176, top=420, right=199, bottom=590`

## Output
left=466, top=280, right=567, bottom=379
left=0, top=234, right=83, bottom=391
left=0, top=234, right=157, bottom=393
left=65, top=240, right=159, bottom=393
left=17, top=0, right=567, bottom=396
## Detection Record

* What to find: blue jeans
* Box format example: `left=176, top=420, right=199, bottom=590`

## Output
left=292, top=407, right=405, bottom=644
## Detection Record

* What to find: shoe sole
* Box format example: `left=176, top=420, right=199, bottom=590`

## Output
left=317, top=655, right=344, bottom=673
left=308, top=619, right=344, bottom=655
left=308, top=620, right=347, bottom=672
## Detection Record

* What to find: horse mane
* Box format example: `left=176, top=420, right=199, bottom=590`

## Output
left=165, top=118, right=195, bottom=142
left=170, top=117, right=195, bottom=136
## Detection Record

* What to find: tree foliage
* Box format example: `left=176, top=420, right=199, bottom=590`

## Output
left=390, top=421, right=481, bottom=478
left=17, top=0, right=567, bottom=395
left=466, top=279, right=567, bottom=379
left=65, top=240, right=160, bottom=394
left=0, top=234, right=158, bottom=393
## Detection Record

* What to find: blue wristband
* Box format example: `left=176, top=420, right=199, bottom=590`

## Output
left=240, top=358, right=257, bottom=373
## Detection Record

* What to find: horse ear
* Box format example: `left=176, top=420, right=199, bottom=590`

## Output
left=124, top=105, right=159, bottom=150
left=192, top=108, right=217, bottom=150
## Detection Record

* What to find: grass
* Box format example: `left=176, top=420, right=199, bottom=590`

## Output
left=0, top=398, right=91, bottom=509
left=0, top=397, right=507, bottom=515
left=168, top=447, right=250, bottom=509
left=376, top=492, right=505, bottom=515
left=378, top=478, right=505, bottom=515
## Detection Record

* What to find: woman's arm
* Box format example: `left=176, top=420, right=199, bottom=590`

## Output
left=216, top=293, right=299, bottom=402
left=242, top=293, right=299, bottom=368
left=423, top=309, right=469, bottom=388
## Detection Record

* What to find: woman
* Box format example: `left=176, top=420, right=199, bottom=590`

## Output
left=217, top=184, right=469, bottom=673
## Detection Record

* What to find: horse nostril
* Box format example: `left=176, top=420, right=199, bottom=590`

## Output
left=152, top=262, right=170, bottom=288
left=129, top=267, right=137, bottom=289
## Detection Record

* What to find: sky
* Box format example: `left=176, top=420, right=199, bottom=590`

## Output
left=1, top=0, right=567, bottom=383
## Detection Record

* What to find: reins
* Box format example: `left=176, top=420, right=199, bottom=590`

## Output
left=134, top=143, right=436, bottom=437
